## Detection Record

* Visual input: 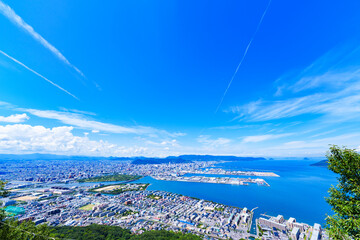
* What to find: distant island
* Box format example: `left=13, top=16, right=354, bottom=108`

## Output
left=310, top=160, right=328, bottom=167
left=77, top=174, right=142, bottom=183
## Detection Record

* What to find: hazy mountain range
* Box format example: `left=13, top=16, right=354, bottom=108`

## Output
left=0, top=153, right=266, bottom=164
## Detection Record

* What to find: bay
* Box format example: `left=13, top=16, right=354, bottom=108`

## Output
left=134, top=159, right=337, bottom=232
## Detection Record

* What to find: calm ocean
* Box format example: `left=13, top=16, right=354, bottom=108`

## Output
left=134, top=159, right=337, bottom=231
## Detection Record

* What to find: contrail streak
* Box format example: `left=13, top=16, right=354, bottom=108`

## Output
left=0, top=50, right=79, bottom=100
left=0, top=0, right=85, bottom=77
left=215, top=0, right=272, bottom=113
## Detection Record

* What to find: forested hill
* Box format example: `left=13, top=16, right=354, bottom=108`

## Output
left=173, top=155, right=266, bottom=162
left=131, top=158, right=192, bottom=165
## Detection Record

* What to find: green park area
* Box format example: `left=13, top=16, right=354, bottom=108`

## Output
left=78, top=174, right=142, bottom=183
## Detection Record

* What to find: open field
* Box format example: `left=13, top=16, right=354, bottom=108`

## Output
left=14, top=195, right=39, bottom=201
left=90, top=183, right=149, bottom=194
left=94, top=185, right=121, bottom=192
left=9, top=189, right=23, bottom=192
left=79, top=204, right=95, bottom=211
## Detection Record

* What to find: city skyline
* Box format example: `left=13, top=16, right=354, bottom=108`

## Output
left=1, top=0, right=360, bottom=157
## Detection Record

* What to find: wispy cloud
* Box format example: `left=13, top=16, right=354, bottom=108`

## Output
left=281, top=133, right=360, bottom=150
left=58, top=107, right=96, bottom=116
left=274, top=45, right=360, bottom=96
left=0, top=101, right=13, bottom=109
left=219, top=44, right=360, bottom=156
left=0, top=50, right=79, bottom=100
left=197, top=135, right=231, bottom=147
left=23, top=108, right=154, bottom=135
left=242, top=133, right=292, bottom=143
left=0, top=113, right=29, bottom=123
left=230, top=71, right=360, bottom=122
left=20, top=108, right=184, bottom=139
left=0, top=0, right=84, bottom=77
left=229, top=44, right=360, bottom=123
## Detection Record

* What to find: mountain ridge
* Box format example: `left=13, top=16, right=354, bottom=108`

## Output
left=0, top=153, right=266, bottom=162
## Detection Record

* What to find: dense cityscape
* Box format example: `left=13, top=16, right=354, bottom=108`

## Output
left=0, top=159, right=329, bottom=239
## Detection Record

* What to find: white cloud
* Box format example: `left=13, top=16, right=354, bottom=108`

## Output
left=0, top=1, right=84, bottom=77
left=0, top=113, right=29, bottom=123
left=242, top=133, right=291, bottom=143
left=0, top=124, right=148, bottom=156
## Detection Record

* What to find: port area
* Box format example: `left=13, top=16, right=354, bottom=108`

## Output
left=152, top=175, right=270, bottom=186
left=183, top=168, right=280, bottom=177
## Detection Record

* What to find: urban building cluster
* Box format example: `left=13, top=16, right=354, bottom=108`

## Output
left=257, top=215, right=328, bottom=240
left=0, top=159, right=214, bottom=184
left=4, top=184, right=254, bottom=239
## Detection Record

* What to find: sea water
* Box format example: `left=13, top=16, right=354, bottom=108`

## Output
left=134, top=159, right=337, bottom=230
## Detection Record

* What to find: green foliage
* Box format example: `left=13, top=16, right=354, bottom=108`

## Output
left=50, top=225, right=202, bottom=240
left=50, top=224, right=132, bottom=240
left=120, top=210, right=136, bottom=217
left=0, top=219, right=51, bottom=240
left=0, top=180, right=51, bottom=240
left=257, top=224, right=263, bottom=236
left=325, top=145, right=360, bottom=240
left=0, top=181, right=8, bottom=198
left=129, top=230, right=202, bottom=240
left=78, top=174, right=142, bottom=183
left=147, top=194, right=162, bottom=200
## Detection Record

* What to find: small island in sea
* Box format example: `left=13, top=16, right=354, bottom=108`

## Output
left=310, top=160, right=328, bottom=167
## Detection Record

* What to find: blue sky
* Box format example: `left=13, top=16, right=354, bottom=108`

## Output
left=1, top=0, right=360, bottom=157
